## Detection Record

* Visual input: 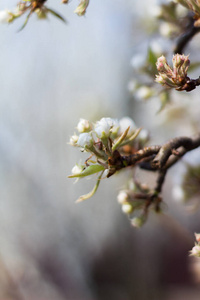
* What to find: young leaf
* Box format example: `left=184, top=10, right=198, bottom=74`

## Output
left=68, top=164, right=105, bottom=178
left=112, top=126, right=130, bottom=151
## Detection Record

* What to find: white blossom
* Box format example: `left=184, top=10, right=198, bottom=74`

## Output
left=95, top=117, right=119, bottom=138
left=77, top=132, right=93, bottom=148
left=77, top=118, right=92, bottom=133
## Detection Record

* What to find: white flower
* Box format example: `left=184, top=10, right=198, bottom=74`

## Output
left=77, top=118, right=92, bottom=133
left=77, top=132, right=93, bottom=148
left=69, top=134, right=79, bottom=146
left=117, top=190, right=129, bottom=204
left=119, top=117, right=137, bottom=136
left=0, top=10, right=12, bottom=23
left=95, top=117, right=119, bottom=138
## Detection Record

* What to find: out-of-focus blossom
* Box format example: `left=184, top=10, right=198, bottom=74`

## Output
left=119, top=117, right=137, bottom=136
left=136, top=86, right=154, bottom=100
left=131, top=215, right=147, bottom=228
left=0, top=10, right=13, bottom=23
left=172, top=184, right=185, bottom=202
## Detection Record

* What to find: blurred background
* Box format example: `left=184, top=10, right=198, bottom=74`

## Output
left=0, top=0, right=200, bottom=299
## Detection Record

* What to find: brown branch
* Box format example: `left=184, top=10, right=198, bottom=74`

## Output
left=174, top=14, right=200, bottom=54
left=118, top=133, right=200, bottom=171
left=152, top=133, right=200, bottom=169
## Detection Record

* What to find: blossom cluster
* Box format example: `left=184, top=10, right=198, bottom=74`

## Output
left=190, top=233, right=200, bottom=257
left=117, top=179, right=162, bottom=228
left=155, top=54, right=190, bottom=91
left=69, top=117, right=148, bottom=202
left=117, top=182, right=148, bottom=228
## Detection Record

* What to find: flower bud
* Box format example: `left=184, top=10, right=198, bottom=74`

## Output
left=77, top=118, right=92, bottom=133
left=69, top=134, right=79, bottom=146
left=117, top=190, right=129, bottom=204
left=156, top=55, right=168, bottom=72
left=131, top=215, right=147, bottom=228
left=172, top=54, right=185, bottom=69
left=122, top=203, right=133, bottom=214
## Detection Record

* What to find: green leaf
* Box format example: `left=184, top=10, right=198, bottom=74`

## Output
left=68, top=164, right=105, bottom=178
left=76, top=171, right=103, bottom=202
left=47, top=8, right=66, bottom=23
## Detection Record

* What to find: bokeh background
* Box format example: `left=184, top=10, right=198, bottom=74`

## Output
left=1, top=0, right=200, bottom=299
